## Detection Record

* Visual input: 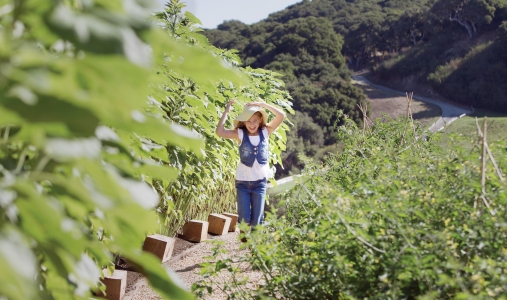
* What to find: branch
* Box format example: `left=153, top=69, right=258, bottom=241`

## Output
left=14, top=147, right=28, bottom=174
left=480, top=117, right=487, bottom=195
left=474, top=117, right=496, bottom=216
left=301, top=184, right=386, bottom=254
left=3, top=125, right=10, bottom=142
left=475, top=117, right=504, bottom=181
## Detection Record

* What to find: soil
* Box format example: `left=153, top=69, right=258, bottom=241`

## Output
left=352, top=71, right=442, bottom=127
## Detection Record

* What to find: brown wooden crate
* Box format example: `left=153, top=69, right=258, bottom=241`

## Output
left=142, top=234, right=175, bottom=263
left=208, top=214, right=232, bottom=235
left=95, top=269, right=127, bottom=300
left=181, top=220, right=208, bottom=242
left=222, top=213, right=238, bottom=232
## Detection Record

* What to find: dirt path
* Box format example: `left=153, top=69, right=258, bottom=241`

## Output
left=352, top=74, right=473, bottom=132
left=124, top=231, right=261, bottom=300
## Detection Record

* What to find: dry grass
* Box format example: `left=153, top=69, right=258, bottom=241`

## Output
left=437, top=114, right=507, bottom=149
left=352, top=77, right=441, bottom=127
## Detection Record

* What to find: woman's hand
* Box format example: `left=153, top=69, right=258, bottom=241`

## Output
left=246, top=98, right=285, bottom=135
left=246, top=99, right=265, bottom=107
left=216, top=99, right=240, bottom=141
left=225, top=99, right=235, bottom=113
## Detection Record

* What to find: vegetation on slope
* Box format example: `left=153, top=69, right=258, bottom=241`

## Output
left=196, top=114, right=507, bottom=299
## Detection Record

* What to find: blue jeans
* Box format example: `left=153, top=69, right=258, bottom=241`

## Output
left=235, top=178, right=267, bottom=226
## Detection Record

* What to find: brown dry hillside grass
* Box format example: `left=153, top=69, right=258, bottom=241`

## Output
left=352, top=75, right=441, bottom=127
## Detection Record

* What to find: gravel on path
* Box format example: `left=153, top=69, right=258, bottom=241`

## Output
left=124, top=231, right=263, bottom=300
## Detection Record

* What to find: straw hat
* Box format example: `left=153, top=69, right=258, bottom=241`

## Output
left=233, top=105, right=268, bottom=127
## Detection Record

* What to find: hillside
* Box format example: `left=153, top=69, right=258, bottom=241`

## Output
left=371, top=29, right=507, bottom=112
left=204, top=0, right=507, bottom=113
left=203, top=0, right=507, bottom=177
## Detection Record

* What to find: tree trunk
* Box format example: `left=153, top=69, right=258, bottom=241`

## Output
left=449, top=15, right=475, bottom=39
left=411, top=30, right=418, bottom=46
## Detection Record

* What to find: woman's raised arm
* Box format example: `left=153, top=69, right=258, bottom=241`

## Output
left=215, top=100, right=239, bottom=141
left=246, top=101, right=286, bottom=135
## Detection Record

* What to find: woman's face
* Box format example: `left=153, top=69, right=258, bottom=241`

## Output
left=245, top=113, right=262, bottom=134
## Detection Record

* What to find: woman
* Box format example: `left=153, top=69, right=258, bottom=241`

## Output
left=215, top=99, right=285, bottom=228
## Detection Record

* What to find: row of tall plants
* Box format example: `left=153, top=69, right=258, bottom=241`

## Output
left=195, top=112, right=507, bottom=299
left=0, top=0, right=291, bottom=299
left=148, top=1, right=292, bottom=236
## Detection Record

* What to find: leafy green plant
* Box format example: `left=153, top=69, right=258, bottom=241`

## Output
left=0, top=0, right=291, bottom=299
left=196, top=114, right=507, bottom=299
left=150, top=1, right=293, bottom=236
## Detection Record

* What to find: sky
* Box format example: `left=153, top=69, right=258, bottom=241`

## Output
left=155, top=0, right=302, bottom=29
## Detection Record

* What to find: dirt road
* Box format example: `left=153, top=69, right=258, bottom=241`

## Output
left=352, top=74, right=473, bottom=132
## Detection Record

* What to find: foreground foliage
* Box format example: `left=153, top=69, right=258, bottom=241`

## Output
left=0, top=0, right=291, bottom=299
left=196, top=116, right=507, bottom=299
left=0, top=0, right=205, bottom=298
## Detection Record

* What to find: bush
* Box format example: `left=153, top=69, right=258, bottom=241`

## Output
left=198, top=116, right=507, bottom=299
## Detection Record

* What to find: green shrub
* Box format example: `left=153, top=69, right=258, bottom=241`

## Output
left=197, top=116, right=507, bottom=299
left=255, top=117, right=506, bottom=299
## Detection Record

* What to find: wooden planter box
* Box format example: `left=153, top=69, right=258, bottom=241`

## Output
left=142, top=234, right=175, bottom=263
left=222, top=213, right=238, bottom=232
left=180, top=220, right=208, bottom=242
left=208, top=213, right=232, bottom=235
left=96, top=269, right=127, bottom=300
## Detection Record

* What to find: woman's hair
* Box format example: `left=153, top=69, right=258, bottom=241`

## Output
left=234, top=111, right=266, bottom=129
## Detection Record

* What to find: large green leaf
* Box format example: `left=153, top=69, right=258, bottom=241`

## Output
left=46, top=3, right=151, bottom=66
left=0, top=228, right=39, bottom=300
left=1, top=97, right=99, bottom=137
